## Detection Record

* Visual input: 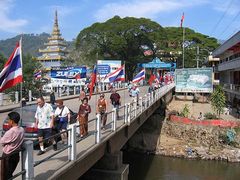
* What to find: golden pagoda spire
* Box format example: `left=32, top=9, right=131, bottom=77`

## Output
left=52, top=10, right=61, bottom=36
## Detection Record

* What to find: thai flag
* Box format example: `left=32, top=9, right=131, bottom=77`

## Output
left=0, top=41, right=23, bottom=92
left=132, top=69, right=145, bottom=83
left=34, top=70, right=42, bottom=79
left=104, top=65, right=125, bottom=83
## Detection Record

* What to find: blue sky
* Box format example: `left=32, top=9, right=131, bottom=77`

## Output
left=0, top=0, right=239, bottom=41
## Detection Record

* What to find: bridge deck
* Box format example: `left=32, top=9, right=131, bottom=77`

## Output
left=8, top=84, right=175, bottom=179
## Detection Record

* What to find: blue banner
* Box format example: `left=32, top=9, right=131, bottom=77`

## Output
left=50, top=67, right=87, bottom=79
left=97, top=64, right=110, bottom=75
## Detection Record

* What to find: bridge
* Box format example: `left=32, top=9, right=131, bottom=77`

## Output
left=2, top=83, right=175, bottom=180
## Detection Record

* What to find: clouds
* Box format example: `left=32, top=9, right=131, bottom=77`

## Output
left=94, top=0, right=208, bottom=22
left=212, top=0, right=240, bottom=16
left=0, top=0, right=28, bottom=33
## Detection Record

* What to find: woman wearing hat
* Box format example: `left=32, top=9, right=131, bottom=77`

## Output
left=97, top=93, right=108, bottom=130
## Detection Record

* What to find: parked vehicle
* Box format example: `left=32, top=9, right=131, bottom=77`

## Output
left=2, top=104, right=78, bottom=142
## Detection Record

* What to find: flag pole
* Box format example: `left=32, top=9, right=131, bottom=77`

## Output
left=19, top=36, right=23, bottom=125
left=123, top=61, right=126, bottom=106
left=182, top=27, right=185, bottom=68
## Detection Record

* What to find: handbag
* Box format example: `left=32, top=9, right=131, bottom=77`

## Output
left=55, top=106, right=65, bottom=123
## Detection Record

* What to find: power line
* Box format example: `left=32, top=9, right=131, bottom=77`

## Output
left=218, top=10, right=240, bottom=38
left=210, top=0, right=235, bottom=36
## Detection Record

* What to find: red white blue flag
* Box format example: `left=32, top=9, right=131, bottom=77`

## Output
left=34, top=70, right=42, bottom=79
left=0, top=41, right=23, bottom=92
left=180, top=12, right=184, bottom=28
left=104, top=65, right=125, bottom=83
left=132, top=69, right=145, bottom=83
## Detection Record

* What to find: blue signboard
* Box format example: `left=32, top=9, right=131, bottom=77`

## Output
left=97, top=65, right=110, bottom=75
left=138, top=58, right=176, bottom=69
left=51, top=66, right=87, bottom=79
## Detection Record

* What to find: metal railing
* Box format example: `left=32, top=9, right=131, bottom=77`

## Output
left=4, top=83, right=175, bottom=179
left=223, top=83, right=240, bottom=92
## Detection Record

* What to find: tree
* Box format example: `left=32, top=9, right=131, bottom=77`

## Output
left=0, top=52, right=6, bottom=70
left=210, top=85, right=226, bottom=118
left=75, top=16, right=167, bottom=80
left=22, top=55, right=43, bottom=98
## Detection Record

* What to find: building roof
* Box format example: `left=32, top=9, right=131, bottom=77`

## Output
left=212, top=31, right=240, bottom=57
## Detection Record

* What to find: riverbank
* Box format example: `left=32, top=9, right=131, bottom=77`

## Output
left=156, top=120, right=240, bottom=162
left=127, top=99, right=240, bottom=163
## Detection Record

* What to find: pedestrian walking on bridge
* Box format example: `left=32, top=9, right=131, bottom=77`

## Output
left=78, top=97, right=91, bottom=137
left=97, top=93, right=108, bottom=130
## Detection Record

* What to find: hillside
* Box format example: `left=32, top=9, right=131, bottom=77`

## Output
left=0, top=33, right=73, bottom=58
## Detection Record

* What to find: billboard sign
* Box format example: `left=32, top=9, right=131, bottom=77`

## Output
left=97, top=64, right=111, bottom=75
left=97, top=60, right=122, bottom=80
left=175, top=68, right=213, bottom=93
left=50, top=66, right=87, bottom=79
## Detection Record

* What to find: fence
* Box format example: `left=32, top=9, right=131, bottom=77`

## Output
left=1, top=83, right=175, bottom=179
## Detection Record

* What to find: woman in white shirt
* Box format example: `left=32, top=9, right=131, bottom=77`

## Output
left=55, top=99, right=70, bottom=144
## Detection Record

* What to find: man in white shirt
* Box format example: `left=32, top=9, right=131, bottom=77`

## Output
left=55, top=99, right=70, bottom=144
left=35, top=97, right=55, bottom=155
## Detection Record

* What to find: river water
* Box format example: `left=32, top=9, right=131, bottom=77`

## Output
left=123, top=151, right=240, bottom=180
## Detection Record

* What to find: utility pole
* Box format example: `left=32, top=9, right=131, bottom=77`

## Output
left=196, top=46, right=199, bottom=68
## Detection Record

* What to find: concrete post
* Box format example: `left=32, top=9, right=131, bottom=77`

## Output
left=151, top=92, right=154, bottom=103
left=74, top=86, right=76, bottom=95
left=0, top=93, right=3, bottom=106
left=22, top=141, right=34, bottom=180
left=148, top=93, right=151, bottom=106
left=28, top=90, right=32, bottom=102
left=144, top=94, right=147, bottom=109
left=67, top=86, right=70, bottom=96
left=96, top=114, right=101, bottom=143
left=68, top=124, right=76, bottom=161
left=139, top=97, right=143, bottom=113
left=15, top=91, right=19, bottom=103
left=127, top=103, right=131, bottom=125
left=112, top=108, right=117, bottom=131
left=134, top=98, right=137, bottom=117
left=59, top=88, right=62, bottom=97
left=124, top=104, right=128, bottom=124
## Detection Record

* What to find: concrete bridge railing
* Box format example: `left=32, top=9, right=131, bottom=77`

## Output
left=8, top=83, right=175, bottom=180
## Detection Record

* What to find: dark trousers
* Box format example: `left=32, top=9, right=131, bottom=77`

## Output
left=1, top=152, right=19, bottom=180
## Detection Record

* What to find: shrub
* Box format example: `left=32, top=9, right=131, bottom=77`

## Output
left=179, top=104, right=190, bottom=118
left=204, top=112, right=217, bottom=120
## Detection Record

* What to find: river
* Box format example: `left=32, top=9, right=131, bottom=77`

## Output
left=123, top=151, right=240, bottom=180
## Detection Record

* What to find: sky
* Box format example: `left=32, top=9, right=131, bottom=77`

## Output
left=0, top=0, right=240, bottom=41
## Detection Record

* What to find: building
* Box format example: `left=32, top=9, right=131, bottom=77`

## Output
left=37, top=11, right=68, bottom=69
left=207, top=55, right=220, bottom=85
left=212, top=31, right=240, bottom=107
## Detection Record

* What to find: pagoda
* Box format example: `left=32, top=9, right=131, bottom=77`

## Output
left=37, top=10, right=68, bottom=69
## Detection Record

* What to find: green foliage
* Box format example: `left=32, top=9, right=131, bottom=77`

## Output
left=164, top=27, right=219, bottom=68
left=210, top=85, right=226, bottom=118
left=74, top=17, right=219, bottom=75
left=180, top=104, right=190, bottom=118
left=0, top=33, right=73, bottom=57
left=0, top=52, right=6, bottom=70
left=75, top=16, right=166, bottom=80
left=204, top=112, right=217, bottom=120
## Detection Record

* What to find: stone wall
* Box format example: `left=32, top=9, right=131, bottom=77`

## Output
left=162, top=121, right=224, bottom=148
